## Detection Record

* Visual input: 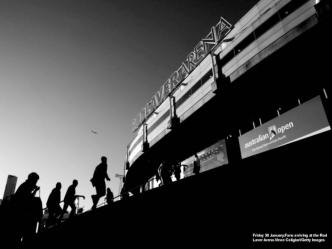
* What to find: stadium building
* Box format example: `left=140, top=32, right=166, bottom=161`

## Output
left=122, top=0, right=332, bottom=194
left=22, top=0, right=331, bottom=246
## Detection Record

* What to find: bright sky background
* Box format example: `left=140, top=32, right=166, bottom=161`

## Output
left=0, top=0, right=258, bottom=211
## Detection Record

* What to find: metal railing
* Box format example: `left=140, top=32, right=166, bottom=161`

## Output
left=94, top=165, right=190, bottom=209
left=95, top=175, right=159, bottom=209
left=40, top=168, right=188, bottom=230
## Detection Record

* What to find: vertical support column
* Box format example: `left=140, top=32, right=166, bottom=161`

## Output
left=169, top=96, right=177, bottom=119
left=143, top=123, right=147, bottom=144
left=142, top=123, right=149, bottom=152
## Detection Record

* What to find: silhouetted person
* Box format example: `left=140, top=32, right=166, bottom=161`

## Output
left=172, top=162, right=181, bottom=181
left=157, top=163, right=163, bottom=185
left=120, top=186, right=130, bottom=199
left=8, top=172, right=40, bottom=244
left=155, top=167, right=162, bottom=186
left=193, top=154, right=201, bottom=175
left=59, top=180, right=84, bottom=222
left=105, top=188, right=114, bottom=204
left=46, top=182, right=62, bottom=227
left=91, top=156, right=110, bottom=210
left=160, top=160, right=172, bottom=185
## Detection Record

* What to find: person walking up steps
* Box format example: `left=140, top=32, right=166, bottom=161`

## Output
left=59, top=180, right=84, bottom=222
left=46, top=182, right=62, bottom=227
left=91, top=156, right=110, bottom=210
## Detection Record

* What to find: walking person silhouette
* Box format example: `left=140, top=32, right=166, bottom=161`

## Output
left=91, top=156, right=110, bottom=210
left=59, top=180, right=84, bottom=222
left=46, top=182, right=62, bottom=227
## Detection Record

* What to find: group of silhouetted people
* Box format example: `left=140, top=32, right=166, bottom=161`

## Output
left=46, top=179, right=85, bottom=228
left=0, top=156, right=115, bottom=244
left=156, top=153, right=200, bottom=186
left=1, top=153, right=201, bottom=243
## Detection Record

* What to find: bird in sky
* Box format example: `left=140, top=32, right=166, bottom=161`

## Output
left=91, top=130, right=98, bottom=134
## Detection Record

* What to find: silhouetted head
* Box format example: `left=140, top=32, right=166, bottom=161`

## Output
left=27, top=172, right=39, bottom=185
left=56, top=182, right=62, bottom=190
left=73, top=180, right=78, bottom=186
left=101, top=156, right=107, bottom=163
left=107, top=188, right=111, bottom=193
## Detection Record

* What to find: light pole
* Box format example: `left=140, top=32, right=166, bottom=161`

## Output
left=115, top=174, right=124, bottom=201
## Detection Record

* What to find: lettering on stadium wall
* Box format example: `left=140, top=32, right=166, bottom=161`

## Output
left=132, top=17, right=232, bottom=133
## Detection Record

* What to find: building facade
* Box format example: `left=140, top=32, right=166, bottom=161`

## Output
left=3, top=175, right=18, bottom=199
left=123, top=0, right=332, bottom=194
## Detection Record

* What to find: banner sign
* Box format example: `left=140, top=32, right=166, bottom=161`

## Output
left=132, top=17, right=232, bottom=132
left=238, top=96, right=331, bottom=159
left=183, top=139, right=228, bottom=177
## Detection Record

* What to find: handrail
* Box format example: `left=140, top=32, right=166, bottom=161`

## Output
left=42, top=165, right=185, bottom=216
left=41, top=164, right=187, bottom=215
left=6, top=173, right=175, bottom=233
left=95, top=175, right=159, bottom=209
left=37, top=167, right=188, bottom=232
left=42, top=165, right=187, bottom=216
left=42, top=200, right=64, bottom=211
left=95, top=164, right=189, bottom=209
left=42, top=195, right=85, bottom=211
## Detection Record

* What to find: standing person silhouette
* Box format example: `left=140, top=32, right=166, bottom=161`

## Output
left=159, top=160, right=172, bottom=185
left=8, top=172, right=40, bottom=244
left=46, top=182, right=62, bottom=227
left=157, top=162, right=164, bottom=186
left=155, top=167, right=162, bottom=186
left=193, top=154, right=201, bottom=175
left=91, top=156, right=110, bottom=210
left=172, top=162, right=181, bottom=181
left=105, top=188, right=114, bottom=205
left=59, top=180, right=84, bottom=222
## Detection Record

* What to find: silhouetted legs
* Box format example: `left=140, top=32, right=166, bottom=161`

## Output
left=161, top=171, right=172, bottom=185
left=91, top=195, right=98, bottom=210
left=47, top=205, right=62, bottom=227
left=91, top=181, right=106, bottom=210
left=59, top=201, right=76, bottom=222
